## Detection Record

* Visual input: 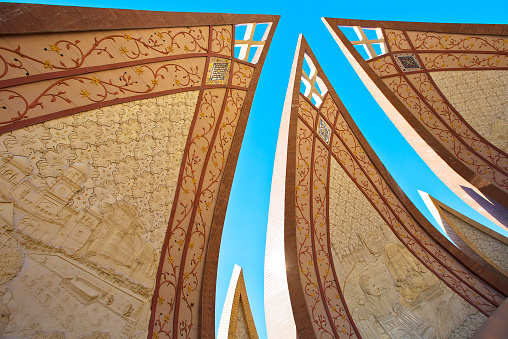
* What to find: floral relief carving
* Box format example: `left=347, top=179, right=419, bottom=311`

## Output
left=174, top=89, right=245, bottom=338
left=152, top=88, right=225, bottom=338
left=383, top=75, right=508, bottom=191
left=311, top=138, right=357, bottom=337
left=210, top=25, right=233, bottom=56
left=295, top=118, right=336, bottom=337
left=152, top=88, right=246, bottom=339
left=368, top=55, right=399, bottom=77
left=298, top=96, right=317, bottom=128
left=331, top=112, right=504, bottom=314
left=230, top=62, right=254, bottom=88
left=407, top=32, right=508, bottom=52
left=319, top=93, right=339, bottom=125
left=0, top=58, right=205, bottom=128
left=0, top=26, right=208, bottom=83
left=385, top=29, right=412, bottom=52
left=421, top=53, right=508, bottom=70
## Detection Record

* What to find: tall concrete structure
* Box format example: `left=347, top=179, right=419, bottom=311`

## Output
left=264, top=35, right=508, bottom=339
left=0, top=4, right=278, bottom=338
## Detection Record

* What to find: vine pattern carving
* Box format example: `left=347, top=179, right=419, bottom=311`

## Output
left=383, top=75, right=508, bottom=190
left=0, top=26, right=208, bottom=83
left=420, top=53, right=508, bottom=70
left=151, top=88, right=246, bottom=339
left=296, top=94, right=358, bottom=338
left=0, top=58, right=205, bottom=127
left=385, top=29, right=411, bottom=52
left=231, top=62, right=254, bottom=88
left=210, top=26, right=233, bottom=56
left=368, top=55, right=399, bottom=77
left=407, top=32, right=508, bottom=52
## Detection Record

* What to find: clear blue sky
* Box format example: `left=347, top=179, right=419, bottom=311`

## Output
left=5, top=1, right=507, bottom=338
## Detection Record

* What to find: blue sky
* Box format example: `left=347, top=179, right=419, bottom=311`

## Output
left=5, top=1, right=507, bottom=338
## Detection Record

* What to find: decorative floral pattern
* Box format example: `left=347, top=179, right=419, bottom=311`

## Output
left=0, top=26, right=209, bottom=83
left=151, top=88, right=246, bottom=339
left=298, top=96, right=317, bottom=128
left=0, top=58, right=206, bottom=128
left=211, top=25, right=233, bottom=56
left=294, top=87, right=504, bottom=338
left=421, top=53, right=508, bottom=70
left=383, top=74, right=508, bottom=191
left=368, top=55, right=399, bottom=77
left=231, top=62, right=254, bottom=88
left=385, top=29, right=411, bottom=52
left=407, top=32, right=508, bottom=52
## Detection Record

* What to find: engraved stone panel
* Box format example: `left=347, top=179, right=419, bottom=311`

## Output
left=0, top=90, right=199, bottom=338
left=329, top=159, right=486, bottom=338
left=430, top=70, right=508, bottom=152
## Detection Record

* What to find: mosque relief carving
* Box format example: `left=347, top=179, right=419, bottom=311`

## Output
left=329, top=159, right=487, bottom=339
left=0, top=90, right=199, bottom=338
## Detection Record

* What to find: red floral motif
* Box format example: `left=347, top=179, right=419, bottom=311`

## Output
left=295, top=118, right=337, bottom=337
left=369, top=55, right=399, bottom=77
left=174, top=89, right=245, bottom=338
left=0, top=27, right=208, bottom=82
left=383, top=75, right=508, bottom=191
left=0, top=61, right=202, bottom=126
left=312, top=138, right=357, bottom=337
left=408, top=32, right=508, bottom=52
left=0, top=27, right=207, bottom=79
left=210, top=26, right=232, bottom=56
left=153, top=88, right=224, bottom=339
left=421, top=53, right=508, bottom=70
left=385, top=29, right=412, bottom=52
left=295, top=91, right=503, bottom=329
left=230, top=62, right=254, bottom=88
left=320, top=95, right=339, bottom=124
left=151, top=88, right=246, bottom=339
left=298, top=97, right=317, bottom=128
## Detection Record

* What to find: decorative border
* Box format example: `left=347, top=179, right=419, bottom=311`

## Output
left=323, top=17, right=508, bottom=209
left=284, top=36, right=508, bottom=339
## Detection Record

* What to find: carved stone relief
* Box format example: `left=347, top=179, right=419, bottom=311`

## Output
left=430, top=70, right=508, bottom=153
left=0, top=90, right=199, bottom=338
left=442, top=208, right=508, bottom=273
left=235, top=303, right=250, bottom=339
left=329, top=159, right=487, bottom=338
